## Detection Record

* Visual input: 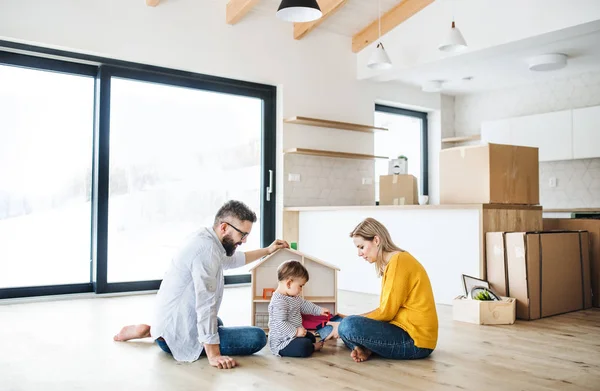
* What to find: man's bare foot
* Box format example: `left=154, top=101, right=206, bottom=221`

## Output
left=313, top=341, right=324, bottom=352
left=350, top=346, right=372, bottom=362
left=113, top=324, right=151, bottom=341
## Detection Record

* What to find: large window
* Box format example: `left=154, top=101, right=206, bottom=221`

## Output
left=0, top=45, right=276, bottom=299
left=0, top=63, right=94, bottom=289
left=374, top=105, right=428, bottom=202
left=107, top=77, right=263, bottom=282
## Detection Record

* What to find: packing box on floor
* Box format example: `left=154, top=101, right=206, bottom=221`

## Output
left=486, top=231, right=592, bottom=320
left=452, top=274, right=516, bottom=325
left=453, top=296, right=516, bottom=325
left=379, top=174, right=418, bottom=205
left=544, top=219, right=600, bottom=308
left=440, top=143, right=539, bottom=205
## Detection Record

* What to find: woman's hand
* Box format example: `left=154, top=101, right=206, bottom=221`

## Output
left=324, top=321, right=340, bottom=340
left=320, top=307, right=331, bottom=316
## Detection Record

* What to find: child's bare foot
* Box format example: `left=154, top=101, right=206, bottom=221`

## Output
left=313, top=341, right=324, bottom=352
left=350, top=346, right=372, bottom=362
left=113, top=324, right=151, bottom=341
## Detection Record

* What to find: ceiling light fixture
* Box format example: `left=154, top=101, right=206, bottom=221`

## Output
left=422, top=80, right=445, bottom=93
left=528, top=53, right=568, bottom=72
left=438, top=1, right=467, bottom=53
left=367, top=0, right=392, bottom=70
left=276, top=0, right=322, bottom=23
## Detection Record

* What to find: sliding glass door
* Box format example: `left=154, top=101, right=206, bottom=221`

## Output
left=0, top=59, right=95, bottom=292
left=0, top=45, right=276, bottom=299
left=106, top=76, right=264, bottom=283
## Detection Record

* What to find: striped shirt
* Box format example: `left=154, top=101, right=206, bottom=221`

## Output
left=268, top=291, right=322, bottom=355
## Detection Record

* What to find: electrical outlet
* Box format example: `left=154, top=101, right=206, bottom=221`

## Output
left=549, top=177, right=557, bottom=188
left=362, top=177, right=373, bottom=185
left=288, top=173, right=301, bottom=182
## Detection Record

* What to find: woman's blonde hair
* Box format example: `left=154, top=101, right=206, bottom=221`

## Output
left=349, top=217, right=403, bottom=277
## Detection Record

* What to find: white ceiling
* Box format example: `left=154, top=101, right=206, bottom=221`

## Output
left=379, top=20, right=600, bottom=95
left=250, top=0, right=400, bottom=37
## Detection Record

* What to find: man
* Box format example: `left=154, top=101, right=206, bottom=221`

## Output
left=114, top=200, right=289, bottom=369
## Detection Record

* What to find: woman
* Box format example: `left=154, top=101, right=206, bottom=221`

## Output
left=328, top=218, right=438, bottom=363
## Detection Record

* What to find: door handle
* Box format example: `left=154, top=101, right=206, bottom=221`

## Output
left=266, top=169, right=273, bottom=201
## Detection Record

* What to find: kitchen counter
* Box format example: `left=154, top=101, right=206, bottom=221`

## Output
left=285, top=204, right=542, bottom=212
left=283, top=203, right=542, bottom=304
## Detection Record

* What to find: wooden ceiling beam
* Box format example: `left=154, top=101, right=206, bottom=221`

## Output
left=146, top=0, right=160, bottom=6
left=293, top=0, right=348, bottom=40
left=226, top=0, right=260, bottom=25
left=352, top=0, right=434, bottom=53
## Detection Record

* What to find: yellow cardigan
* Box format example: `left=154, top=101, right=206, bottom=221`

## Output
left=366, top=252, right=438, bottom=349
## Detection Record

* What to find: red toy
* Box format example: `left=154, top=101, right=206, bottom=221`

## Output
left=301, top=313, right=331, bottom=330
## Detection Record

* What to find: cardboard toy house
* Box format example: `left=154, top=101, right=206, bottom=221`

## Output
left=248, top=248, right=340, bottom=330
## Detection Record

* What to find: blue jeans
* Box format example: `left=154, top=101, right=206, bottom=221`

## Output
left=337, top=315, right=433, bottom=360
left=156, top=317, right=266, bottom=357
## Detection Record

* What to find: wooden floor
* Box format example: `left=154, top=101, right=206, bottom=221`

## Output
left=1, top=287, right=599, bottom=391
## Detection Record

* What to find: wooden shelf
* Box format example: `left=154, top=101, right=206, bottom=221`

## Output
left=284, top=148, right=388, bottom=160
left=253, top=297, right=271, bottom=302
left=284, top=116, right=388, bottom=133
left=303, top=296, right=336, bottom=303
left=441, top=134, right=481, bottom=143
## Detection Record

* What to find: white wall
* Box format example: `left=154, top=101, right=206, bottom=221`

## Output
left=455, top=71, right=600, bottom=209
left=0, top=0, right=442, bottom=234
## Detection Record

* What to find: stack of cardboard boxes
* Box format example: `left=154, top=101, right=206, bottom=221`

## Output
left=439, top=143, right=594, bottom=322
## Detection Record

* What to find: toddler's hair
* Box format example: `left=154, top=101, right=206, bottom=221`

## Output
left=277, top=260, right=310, bottom=282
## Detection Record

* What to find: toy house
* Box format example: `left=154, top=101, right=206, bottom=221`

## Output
left=248, top=248, right=340, bottom=330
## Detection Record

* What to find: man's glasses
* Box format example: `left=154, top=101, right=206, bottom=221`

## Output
left=222, top=221, right=249, bottom=240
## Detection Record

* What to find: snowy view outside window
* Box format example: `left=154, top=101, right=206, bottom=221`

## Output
left=0, top=65, right=262, bottom=289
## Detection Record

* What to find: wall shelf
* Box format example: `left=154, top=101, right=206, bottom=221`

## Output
left=284, top=116, right=388, bottom=133
left=284, top=148, right=388, bottom=160
left=441, top=134, right=481, bottom=143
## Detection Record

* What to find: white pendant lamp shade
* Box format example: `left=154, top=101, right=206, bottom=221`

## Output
left=276, top=0, right=322, bottom=22
left=438, top=21, right=467, bottom=53
left=368, top=42, right=392, bottom=70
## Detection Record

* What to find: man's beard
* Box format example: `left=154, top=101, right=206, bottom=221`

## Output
left=222, top=234, right=241, bottom=257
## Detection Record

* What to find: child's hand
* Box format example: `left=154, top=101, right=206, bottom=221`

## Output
left=320, top=307, right=331, bottom=316
left=296, top=326, right=307, bottom=337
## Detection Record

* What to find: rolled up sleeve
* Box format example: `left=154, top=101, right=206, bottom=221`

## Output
left=191, top=248, right=220, bottom=345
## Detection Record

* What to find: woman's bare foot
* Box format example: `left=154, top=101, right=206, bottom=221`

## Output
left=350, top=346, right=372, bottom=362
left=113, top=324, right=151, bottom=341
left=313, top=341, right=324, bottom=352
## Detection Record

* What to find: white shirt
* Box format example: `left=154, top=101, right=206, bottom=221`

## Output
left=267, top=292, right=322, bottom=355
left=151, top=227, right=245, bottom=362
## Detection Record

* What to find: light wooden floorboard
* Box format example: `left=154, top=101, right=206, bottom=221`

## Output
left=1, top=287, right=599, bottom=391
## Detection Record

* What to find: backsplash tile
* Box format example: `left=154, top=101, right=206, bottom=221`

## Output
left=284, top=154, right=375, bottom=206
left=540, top=159, right=600, bottom=209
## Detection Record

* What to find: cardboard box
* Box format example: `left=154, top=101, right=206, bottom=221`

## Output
left=486, top=232, right=510, bottom=296
left=453, top=296, right=516, bottom=325
left=379, top=175, right=418, bottom=205
left=544, top=219, right=600, bottom=307
left=493, top=231, right=593, bottom=320
left=440, top=143, right=539, bottom=205
left=453, top=274, right=516, bottom=325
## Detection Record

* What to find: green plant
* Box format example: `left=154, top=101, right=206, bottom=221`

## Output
left=397, top=155, right=407, bottom=160
left=474, top=290, right=494, bottom=301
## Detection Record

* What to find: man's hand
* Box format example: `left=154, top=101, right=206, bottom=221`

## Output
left=208, top=355, right=237, bottom=369
left=267, top=239, right=290, bottom=255
left=204, top=343, right=237, bottom=369
left=320, top=307, right=331, bottom=316
left=296, top=326, right=307, bottom=337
